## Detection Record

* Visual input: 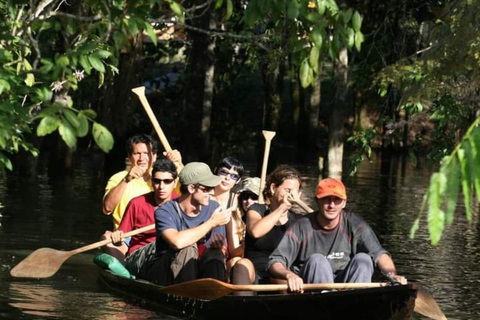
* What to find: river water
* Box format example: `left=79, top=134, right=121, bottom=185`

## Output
left=0, top=151, right=478, bottom=319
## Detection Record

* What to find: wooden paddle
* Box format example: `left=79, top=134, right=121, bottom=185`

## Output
left=258, top=130, right=276, bottom=204
left=160, top=277, right=385, bottom=300
left=413, top=283, right=448, bottom=320
left=287, top=194, right=315, bottom=213
left=9, top=224, right=155, bottom=279
left=131, top=86, right=183, bottom=170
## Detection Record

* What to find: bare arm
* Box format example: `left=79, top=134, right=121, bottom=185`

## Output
left=376, top=253, right=407, bottom=284
left=161, top=208, right=231, bottom=250
left=247, top=200, right=291, bottom=239
left=103, top=166, right=146, bottom=213
left=226, top=215, right=244, bottom=258
left=269, top=261, right=304, bottom=293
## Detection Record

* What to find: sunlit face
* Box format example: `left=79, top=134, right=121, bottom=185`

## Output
left=270, top=178, right=300, bottom=205
left=216, top=167, right=240, bottom=192
left=316, top=196, right=346, bottom=224
left=190, top=184, right=215, bottom=207
left=128, top=143, right=156, bottom=171
left=152, top=171, right=175, bottom=202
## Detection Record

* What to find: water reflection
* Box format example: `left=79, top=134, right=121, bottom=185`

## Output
left=0, top=152, right=479, bottom=319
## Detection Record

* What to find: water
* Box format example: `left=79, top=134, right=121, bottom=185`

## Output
left=0, top=152, right=479, bottom=319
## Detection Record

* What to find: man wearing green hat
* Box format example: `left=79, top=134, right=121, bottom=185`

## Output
left=146, top=162, right=232, bottom=285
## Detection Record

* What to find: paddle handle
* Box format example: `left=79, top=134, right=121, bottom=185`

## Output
left=293, top=198, right=315, bottom=213
left=69, top=224, right=155, bottom=255
left=131, top=86, right=172, bottom=152
left=232, top=282, right=385, bottom=292
left=259, top=130, right=276, bottom=204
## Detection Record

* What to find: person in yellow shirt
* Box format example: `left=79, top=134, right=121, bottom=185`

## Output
left=102, top=134, right=182, bottom=229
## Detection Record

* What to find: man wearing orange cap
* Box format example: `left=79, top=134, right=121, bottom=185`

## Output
left=268, top=178, right=407, bottom=293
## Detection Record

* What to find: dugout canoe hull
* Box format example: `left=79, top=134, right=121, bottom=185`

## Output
left=98, top=269, right=417, bottom=320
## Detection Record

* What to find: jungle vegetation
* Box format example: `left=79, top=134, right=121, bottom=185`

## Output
left=1, top=0, right=479, bottom=245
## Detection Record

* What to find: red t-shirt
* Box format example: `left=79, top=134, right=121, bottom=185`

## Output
left=117, top=191, right=180, bottom=256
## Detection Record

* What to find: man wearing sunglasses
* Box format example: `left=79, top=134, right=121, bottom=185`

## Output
left=146, top=162, right=232, bottom=285
left=268, top=178, right=407, bottom=293
left=100, top=158, right=179, bottom=274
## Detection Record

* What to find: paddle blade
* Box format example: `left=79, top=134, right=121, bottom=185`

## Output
left=160, top=278, right=234, bottom=300
left=10, top=248, right=70, bottom=278
left=414, top=284, right=447, bottom=320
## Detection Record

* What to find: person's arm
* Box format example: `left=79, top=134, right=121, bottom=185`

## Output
left=247, top=199, right=292, bottom=239
left=161, top=207, right=231, bottom=250
left=226, top=214, right=244, bottom=258
left=103, top=167, right=145, bottom=213
left=164, top=149, right=184, bottom=171
left=269, top=262, right=304, bottom=293
left=376, top=253, right=407, bottom=284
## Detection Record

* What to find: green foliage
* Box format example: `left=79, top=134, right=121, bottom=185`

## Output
left=411, top=118, right=480, bottom=245
left=243, top=0, right=364, bottom=88
left=0, top=0, right=179, bottom=170
left=347, top=127, right=377, bottom=175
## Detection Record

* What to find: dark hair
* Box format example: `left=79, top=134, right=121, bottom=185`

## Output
left=126, top=134, right=159, bottom=156
left=263, top=164, right=302, bottom=200
left=179, top=184, right=189, bottom=194
left=214, top=156, right=244, bottom=178
left=152, top=158, right=177, bottom=179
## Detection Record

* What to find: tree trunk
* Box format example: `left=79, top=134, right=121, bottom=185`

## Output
left=328, top=48, right=348, bottom=179
left=183, top=3, right=216, bottom=162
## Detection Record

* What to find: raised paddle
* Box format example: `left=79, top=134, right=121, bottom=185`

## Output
left=159, top=277, right=386, bottom=300
left=258, top=130, right=276, bottom=204
left=131, top=86, right=183, bottom=170
left=287, top=194, right=315, bottom=213
left=10, top=224, right=155, bottom=279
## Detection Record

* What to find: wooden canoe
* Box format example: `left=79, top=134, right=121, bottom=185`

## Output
left=98, top=269, right=417, bottom=319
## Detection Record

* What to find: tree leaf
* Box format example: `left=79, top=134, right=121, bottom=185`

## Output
left=467, top=136, right=480, bottom=201
left=457, top=148, right=472, bottom=221
left=225, top=0, right=233, bottom=21
left=63, top=109, right=80, bottom=129
left=88, top=54, right=105, bottom=73
left=0, top=151, right=13, bottom=171
left=37, top=115, right=60, bottom=136
left=80, top=109, right=97, bottom=119
left=315, top=0, right=325, bottom=15
left=352, top=11, right=362, bottom=32
left=409, top=217, right=420, bottom=239
left=144, top=21, right=157, bottom=46
left=287, top=0, right=299, bottom=19
left=343, top=8, right=353, bottom=24
left=170, top=1, right=184, bottom=22
left=76, top=113, right=89, bottom=138
left=25, top=73, right=35, bottom=87
left=0, top=79, right=11, bottom=95
left=346, top=28, right=355, bottom=49
left=79, top=55, right=92, bottom=75
left=59, top=121, right=77, bottom=149
left=215, top=0, right=224, bottom=9
left=92, top=123, right=114, bottom=153
left=309, top=46, right=320, bottom=72
left=300, top=58, right=311, bottom=88
left=354, top=30, right=364, bottom=52
left=309, top=27, right=323, bottom=49
left=442, top=155, right=460, bottom=225
left=427, top=172, right=446, bottom=245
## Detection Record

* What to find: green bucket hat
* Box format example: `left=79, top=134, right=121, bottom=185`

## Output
left=233, top=177, right=261, bottom=196
left=179, top=162, right=222, bottom=187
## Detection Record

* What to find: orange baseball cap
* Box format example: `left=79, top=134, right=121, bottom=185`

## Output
left=315, top=178, right=347, bottom=200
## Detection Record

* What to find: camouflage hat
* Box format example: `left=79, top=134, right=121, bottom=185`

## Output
left=179, top=162, right=222, bottom=187
left=233, top=177, right=261, bottom=196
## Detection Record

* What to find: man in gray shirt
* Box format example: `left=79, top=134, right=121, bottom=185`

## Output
left=268, top=178, right=407, bottom=293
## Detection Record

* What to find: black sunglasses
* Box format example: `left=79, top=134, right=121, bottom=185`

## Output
left=196, top=185, right=215, bottom=193
left=218, top=168, right=240, bottom=181
left=152, top=178, right=175, bottom=185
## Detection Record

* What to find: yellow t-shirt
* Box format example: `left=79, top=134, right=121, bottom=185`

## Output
left=103, top=170, right=153, bottom=229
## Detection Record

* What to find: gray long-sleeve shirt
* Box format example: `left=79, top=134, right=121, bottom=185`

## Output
left=268, top=210, right=389, bottom=275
